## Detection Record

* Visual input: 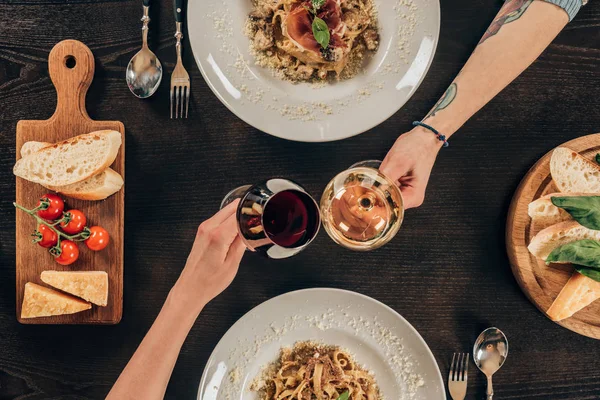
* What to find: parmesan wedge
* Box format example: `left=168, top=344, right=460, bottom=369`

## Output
left=41, top=271, right=108, bottom=306
left=21, top=282, right=91, bottom=319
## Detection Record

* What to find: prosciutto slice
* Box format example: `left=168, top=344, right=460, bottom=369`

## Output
left=285, top=0, right=346, bottom=56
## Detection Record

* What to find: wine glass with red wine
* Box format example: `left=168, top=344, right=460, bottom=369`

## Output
left=221, top=179, right=320, bottom=259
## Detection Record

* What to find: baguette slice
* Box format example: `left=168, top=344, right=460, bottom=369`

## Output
left=528, top=192, right=600, bottom=228
left=21, top=282, right=91, bottom=319
left=21, top=141, right=51, bottom=155
left=547, top=272, right=600, bottom=321
left=528, top=221, right=600, bottom=260
left=550, top=147, right=600, bottom=193
left=20, top=140, right=124, bottom=200
left=13, top=130, right=122, bottom=187
left=41, top=271, right=108, bottom=306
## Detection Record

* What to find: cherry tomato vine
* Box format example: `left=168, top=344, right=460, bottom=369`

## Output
left=14, top=194, right=110, bottom=265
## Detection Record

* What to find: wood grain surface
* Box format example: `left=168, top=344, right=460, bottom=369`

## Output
left=0, top=0, right=599, bottom=399
left=507, top=134, right=600, bottom=340
left=15, top=40, right=124, bottom=325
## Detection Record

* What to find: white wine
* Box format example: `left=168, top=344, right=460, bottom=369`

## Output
left=320, top=165, right=404, bottom=250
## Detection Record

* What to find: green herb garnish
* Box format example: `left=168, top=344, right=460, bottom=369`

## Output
left=336, top=391, right=350, bottom=400
left=547, top=239, right=600, bottom=271
left=312, top=17, right=330, bottom=49
left=551, top=196, right=600, bottom=230
left=306, top=0, right=330, bottom=50
left=596, top=153, right=600, bottom=165
left=576, top=267, right=600, bottom=281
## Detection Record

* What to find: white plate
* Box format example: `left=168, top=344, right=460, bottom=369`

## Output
left=188, top=0, right=440, bottom=142
left=197, top=288, right=445, bottom=400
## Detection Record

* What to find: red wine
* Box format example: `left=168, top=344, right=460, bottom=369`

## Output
left=263, top=190, right=319, bottom=248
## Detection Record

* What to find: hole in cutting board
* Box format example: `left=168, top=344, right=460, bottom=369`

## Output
left=64, top=55, right=77, bottom=69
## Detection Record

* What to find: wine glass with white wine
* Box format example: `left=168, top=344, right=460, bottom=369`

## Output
left=320, top=160, right=404, bottom=251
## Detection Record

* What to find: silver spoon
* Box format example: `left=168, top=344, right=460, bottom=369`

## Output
left=473, top=327, right=508, bottom=400
left=126, top=0, right=162, bottom=98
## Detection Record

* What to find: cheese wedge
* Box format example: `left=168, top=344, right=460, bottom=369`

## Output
left=41, top=271, right=108, bottom=306
left=547, top=272, right=600, bottom=321
left=21, top=282, right=91, bottom=319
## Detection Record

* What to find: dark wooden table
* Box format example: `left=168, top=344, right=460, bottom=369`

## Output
left=1, top=0, right=599, bottom=399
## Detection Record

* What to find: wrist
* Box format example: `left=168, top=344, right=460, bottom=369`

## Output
left=166, top=282, right=207, bottom=320
left=411, top=125, right=444, bottom=154
left=420, top=116, right=457, bottom=139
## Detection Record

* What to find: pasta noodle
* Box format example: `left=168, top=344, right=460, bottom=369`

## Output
left=251, top=342, right=382, bottom=400
left=246, top=0, right=379, bottom=82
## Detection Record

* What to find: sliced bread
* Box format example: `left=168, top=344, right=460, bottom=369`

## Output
left=13, top=130, right=122, bottom=187
left=547, top=272, right=600, bottom=321
left=550, top=147, right=600, bottom=193
left=19, top=139, right=124, bottom=200
left=21, top=282, right=91, bottom=318
left=41, top=271, right=108, bottom=306
left=528, top=192, right=600, bottom=228
left=528, top=221, right=600, bottom=260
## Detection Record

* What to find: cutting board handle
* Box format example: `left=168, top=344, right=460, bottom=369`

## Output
left=48, top=40, right=95, bottom=125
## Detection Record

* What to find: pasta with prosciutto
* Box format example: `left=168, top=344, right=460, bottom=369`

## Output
left=246, top=0, right=379, bottom=82
left=251, top=342, right=381, bottom=400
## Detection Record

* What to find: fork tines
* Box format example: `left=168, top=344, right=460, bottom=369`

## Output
left=450, top=352, right=468, bottom=381
left=170, top=83, right=190, bottom=119
left=448, top=353, right=468, bottom=400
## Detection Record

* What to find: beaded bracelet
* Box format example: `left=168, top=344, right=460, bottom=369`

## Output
left=412, top=121, right=449, bottom=148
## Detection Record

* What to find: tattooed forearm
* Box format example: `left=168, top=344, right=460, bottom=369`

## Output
left=424, top=83, right=457, bottom=120
left=479, top=0, right=533, bottom=45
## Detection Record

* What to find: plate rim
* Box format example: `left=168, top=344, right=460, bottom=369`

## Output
left=187, top=0, right=441, bottom=143
left=197, top=287, right=445, bottom=399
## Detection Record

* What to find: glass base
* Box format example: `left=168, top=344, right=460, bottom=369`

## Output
left=220, top=184, right=252, bottom=209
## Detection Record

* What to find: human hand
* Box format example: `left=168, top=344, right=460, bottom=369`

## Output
left=380, top=126, right=442, bottom=209
left=170, top=200, right=245, bottom=313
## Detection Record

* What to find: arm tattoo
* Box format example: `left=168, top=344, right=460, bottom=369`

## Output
left=479, top=0, right=533, bottom=45
left=424, top=83, right=457, bottom=120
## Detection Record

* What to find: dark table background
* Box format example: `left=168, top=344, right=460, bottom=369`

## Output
left=1, top=0, right=599, bottom=399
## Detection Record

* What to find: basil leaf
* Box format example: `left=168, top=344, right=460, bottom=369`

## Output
left=596, top=153, right=600, bottom=165
left=312, top=17, right=330, bottom=49
left=546, top=239, right=600, bottom=269
left=336, top=391, right=350, bottom=400
left=576, top=267, right=600, bottom=282
left=551, top=196, right=600, bottom=230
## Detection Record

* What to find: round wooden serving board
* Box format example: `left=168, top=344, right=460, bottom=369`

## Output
left=507, top=133, right=600, bottom=339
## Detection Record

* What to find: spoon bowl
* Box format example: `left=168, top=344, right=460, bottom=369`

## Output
left=126, top=47, right=162, bottom=98
left=126, top=2, right=162, bottom=99
left=473, top=327, right=508, bottom=400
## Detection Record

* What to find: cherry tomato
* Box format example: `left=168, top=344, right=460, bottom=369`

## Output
left=55, top=240, right=79, bottom=265
left=60, top=209, right=87, bottom=234
left=36, top=194, right=64, bottom=220
left=36, top=224, right=58, bottom=248
left=85, top=226, right=110, bottom=251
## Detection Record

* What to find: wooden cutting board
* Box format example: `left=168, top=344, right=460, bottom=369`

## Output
left=15, top=40, right=124, bottom=324
left=507, top=133, right=600, bottom=339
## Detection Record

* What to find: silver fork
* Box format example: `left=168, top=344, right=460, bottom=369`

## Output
left=448, top=353, right=468, bottom=400
left=170, top=0, right=190, bottom=118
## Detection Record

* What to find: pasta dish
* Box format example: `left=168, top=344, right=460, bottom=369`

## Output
left=246, top=0, right=379, bottom=82
left=251, top=341, right=381, bottom=399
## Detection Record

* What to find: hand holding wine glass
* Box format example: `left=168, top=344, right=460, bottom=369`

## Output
left=170, top=200, right=246, bottom=313
left=380, top=126, right=443, bottom=209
